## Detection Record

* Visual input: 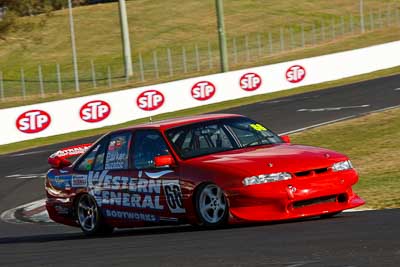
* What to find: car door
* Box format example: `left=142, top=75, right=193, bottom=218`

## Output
left=131, top=129, right=186, bottom=223
left=80, top=131, right=151, bottom=225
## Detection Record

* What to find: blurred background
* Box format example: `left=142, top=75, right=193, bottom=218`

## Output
left=0, top=0, right=399, bottom=106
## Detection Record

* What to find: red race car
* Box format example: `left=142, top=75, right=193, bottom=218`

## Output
left=45, top=114, right=365, bottom=235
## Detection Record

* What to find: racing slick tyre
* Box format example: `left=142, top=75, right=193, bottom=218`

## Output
left=76, top=194, right=114, bottom=236
left=194, top=183, right=229, bottom=227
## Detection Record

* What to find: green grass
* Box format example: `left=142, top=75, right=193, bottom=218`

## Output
left=1, top=65, right=399, bottom=155
left=291, top=107, right=400, bottom=209
left=0, top=0, right=400, bottom=107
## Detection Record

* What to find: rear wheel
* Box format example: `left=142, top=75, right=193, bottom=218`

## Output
left=195, top=183, right=229, bottom=227
left=76, top=194, right=114, bottom=236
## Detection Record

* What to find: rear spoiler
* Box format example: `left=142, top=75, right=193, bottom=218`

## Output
left=48, top=143, right=92, bottom=168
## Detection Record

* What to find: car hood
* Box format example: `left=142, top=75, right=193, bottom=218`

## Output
left=187, top=144, right=348, bottom=176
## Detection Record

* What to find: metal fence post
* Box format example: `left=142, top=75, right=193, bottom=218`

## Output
left=0, top=71, right=4, bottom=102
left=139, top=52, right=145, bottom=82
left=321, top=20, right=326, bottom=41
left=396, top=6, right=400, bottom=25
left=232, top=37, right=238, bottom=65
left=369, top=11, right=374, bottom=31
left=301, top=24, right=305, bottom=47
left=331, top=18, right=336, bottom=39
left=378, top=9, right=383, bottom=28
left=107, top=66, right=112, bottom=88
left=245, top=35, right=250, bottom=61
left=386, top=4, right=391, bottom=25
left=289, top=28, right=294, bottom=49
left=182, top=47, right=187, bottom=73
left=38, top=65, right=45, bottom=98
left=257, top=33, right=262, bottom=57
left=360, top=0, right=365, bottom=33
left=195, top=44, right=200, bottom=72
left=167, top=48, right=173, bottom=77
left=341, top=16, right=345, bottom=35
left=312, top=24, right=316, bottom=45
left=91, top=60, right=97, bottom=88
left=268, top=32, right=273, bottom=54
left=280, top=27, right=285, bottom=51
left=21, top=68, right=26, bottom=100
left=208, top=41, right=213, bottom=70
left=350, top=14, right=354, bottom=33
left=153, top=51, right=159, bottom=79
left=56, top=64, right=62, bottom=94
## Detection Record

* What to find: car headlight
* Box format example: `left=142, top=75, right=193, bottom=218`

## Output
left=242, top=172, right=292, bottom=186
left=331, top=160, right=353, bottom=172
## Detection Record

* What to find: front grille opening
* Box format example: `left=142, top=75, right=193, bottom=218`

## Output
left=295, top=167, right=329, bottom=177
left=295, top=170, right=312, bottom=177
left=315, top=168, right=329, bottom=174
left=337, top=193, right=348, bottom=203
left=293, top=195, right=338, bottom=209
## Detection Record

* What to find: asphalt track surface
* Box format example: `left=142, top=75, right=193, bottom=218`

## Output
left=0, top=74, right=400, bottom=266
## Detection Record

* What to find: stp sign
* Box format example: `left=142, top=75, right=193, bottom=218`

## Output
left=16, top=110, right=51, bottom=134
left=137, top=90, right=165, bottom=111
left=80, top=100, right=111, bottom=123
left=240, top=73, right=262, bottom=91
left=286, top=65, right=306, bottom=83
left=191, top=81, right=216, bottom=101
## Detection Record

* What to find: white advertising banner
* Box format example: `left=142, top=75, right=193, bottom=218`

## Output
left=1, top=41, right=400, bottom=145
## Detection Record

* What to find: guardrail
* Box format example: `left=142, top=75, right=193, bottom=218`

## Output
left=1, top=40, right=399, bottom=145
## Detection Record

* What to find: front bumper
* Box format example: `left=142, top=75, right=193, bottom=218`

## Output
left=226, top=170, right=365, bottom=222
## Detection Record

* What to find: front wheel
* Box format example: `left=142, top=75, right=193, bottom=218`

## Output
left=195, top=183, right=229, bottom=227
left=76, top=194, right=114, bottom=236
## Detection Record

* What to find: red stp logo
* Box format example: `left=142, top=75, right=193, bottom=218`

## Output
left=191, top=81, right=216, bottom=101
left=240, top=73, right=262, bottom=91
left=137, top=90, right=165, bottom=111
left=286, top=65, right=306, bottom=83
left=16, top=110, right=51, bottom=133
left=80, top=100, right=111, bottom=123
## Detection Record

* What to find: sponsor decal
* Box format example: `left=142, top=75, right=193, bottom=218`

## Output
left=191, top=81, right=216, bottom=101
left=54, top=205, right=70, bottom=215
left=16, top=110, right=51, bottom=134
left=104, top=209, right=159, bottom=223
left=50, top=144, right=92, bottom=159
left=48, top=173, right=71, bottom=189
left=163, top=180, right=186, bottom=214
left=286, top=65, right=306, bottom=83
left=71, top=175, right=87, bottom=187
left=137, top=90, right=165, bottom=111
left=239, top=73, right=262, bottom=91
left=105, top=151, right=127, bottom=170
left=80, top=100, right=111, bottom=123
left=249, top=123, right=267, bottom=131
left=144, top=170, right=174, bottom=179
left=85, top=170, right=185, bottom=214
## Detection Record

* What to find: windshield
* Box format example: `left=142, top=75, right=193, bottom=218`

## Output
left=166, top=117, right=283, bottom=159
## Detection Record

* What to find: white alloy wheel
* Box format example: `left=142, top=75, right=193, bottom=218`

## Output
left=197, top=183, right=228, bottom=226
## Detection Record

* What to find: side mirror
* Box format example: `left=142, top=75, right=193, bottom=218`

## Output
left=280, top=135, right=291, bottom=144
left=154, top=155, right=176, bottom=168
left=48, top=156, right=72, bottom=169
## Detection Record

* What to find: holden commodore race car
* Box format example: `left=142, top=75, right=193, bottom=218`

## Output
left=45, top=114, right=365, bottom=235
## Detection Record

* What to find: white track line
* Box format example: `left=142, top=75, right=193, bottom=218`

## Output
left=23, top=199, right=46, bottom=212
left=279, top=116, right=356, bottom=135
left=297, top=104, right=370, bottom=112
left=10, top=149, right=52, bottom=157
